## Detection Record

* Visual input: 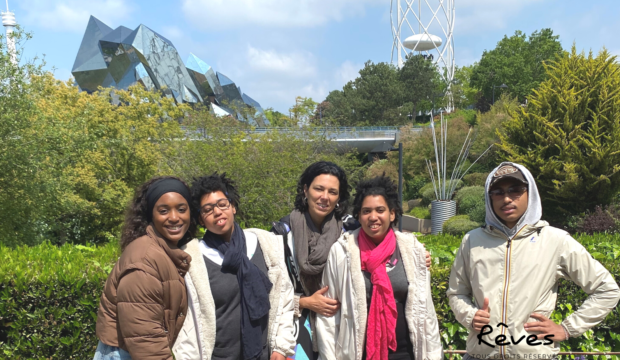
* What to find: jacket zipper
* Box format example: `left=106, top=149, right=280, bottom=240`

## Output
left=499, top=227, right=526, bottom=359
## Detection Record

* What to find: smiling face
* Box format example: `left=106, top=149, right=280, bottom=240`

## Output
left=490, top=179, right=529, bottom=229
left=199, top=190, right=236, bottom=241
left=304, top=174, right=340, bottom=228
left=151, top=192, right=191, bottom=244
left=359, top=195, right=395, bottom=244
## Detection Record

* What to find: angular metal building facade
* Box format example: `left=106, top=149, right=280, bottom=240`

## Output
left=72, top=16, right=268, bottom=126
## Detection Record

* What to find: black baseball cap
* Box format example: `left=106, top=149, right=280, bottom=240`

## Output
left=489, top=164, right=528, bottom=188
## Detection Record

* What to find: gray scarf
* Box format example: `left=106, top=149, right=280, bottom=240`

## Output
left=290, top=209, right=343, bottom=295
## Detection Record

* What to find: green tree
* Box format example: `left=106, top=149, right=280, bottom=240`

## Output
left=451, top=65, right=479, bottom=109
left=0, top=29, right=48, bottom=246
left=399, top=54, right=444, bottom=118
left=264, top=107, right=296, bottom=127
left=470, top=28, right=563, bottom=105
left=498, top=47, right=620, bottom=218
left=289, top=96, right=317, bottom=126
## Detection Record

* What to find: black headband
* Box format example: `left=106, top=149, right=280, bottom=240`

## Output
left=146, top=178, right=192, bottom=220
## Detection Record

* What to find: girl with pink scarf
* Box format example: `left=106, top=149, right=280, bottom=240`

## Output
left=315, top=175, right=443, bottom=360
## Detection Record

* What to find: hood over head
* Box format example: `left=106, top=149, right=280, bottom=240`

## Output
left=484, top=162, right=542, bottom=237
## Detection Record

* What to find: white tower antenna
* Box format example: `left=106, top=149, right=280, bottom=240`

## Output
left=2, top=0, right=17, bottom=65
left=391, top=0, right=455, bottom=105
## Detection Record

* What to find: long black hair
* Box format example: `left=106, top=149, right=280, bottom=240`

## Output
left=120, top=176, right=197, bottom=251
left=352, top=174, right=403, bottom=227
left=293, top=161, right=350, bottom=219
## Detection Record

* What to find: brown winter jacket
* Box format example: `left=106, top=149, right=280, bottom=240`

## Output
left=96, top=225, right=192, bottom=360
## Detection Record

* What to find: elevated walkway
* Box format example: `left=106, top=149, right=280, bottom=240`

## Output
left=185, top=126, right=425, bottom=153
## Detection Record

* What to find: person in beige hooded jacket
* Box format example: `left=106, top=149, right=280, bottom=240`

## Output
left=448, top=162, right=620, bottom=359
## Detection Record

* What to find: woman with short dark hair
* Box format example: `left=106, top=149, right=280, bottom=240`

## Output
left=94, top=176, right=197, bottom=360
left=316, top=175, right=442, bottom=360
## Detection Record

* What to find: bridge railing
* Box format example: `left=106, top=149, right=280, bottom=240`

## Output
left=182, top=126, right=425, bottom=140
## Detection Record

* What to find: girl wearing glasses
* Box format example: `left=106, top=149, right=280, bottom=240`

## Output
left=94, top=176, right=197, bottom=360
left=270, top=162, right=431, bottom=360
left=173, top=173, right=295, bottom=360
left=315, top=175, right=442, bottom=360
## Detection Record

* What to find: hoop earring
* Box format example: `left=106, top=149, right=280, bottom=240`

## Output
left=303, top=197, right=307, bottom=206
left=336, top=203, right=340, bottom=209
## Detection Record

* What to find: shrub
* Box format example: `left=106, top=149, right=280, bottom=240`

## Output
left=0, top=241, right=119, bottom=358
left=442, top=215, right=480, bottom=235
left=576, top=205, right=619, bottom=234
left=404, top=176, right=429, bottom=201
left=498, top=47, right=620, bottom=219
left=409, top=206, right=431, bottom=220
left=463, top=173, right=489, bottom=187
left=421, top=180, right=464, bottom=206
left=455, top=186, right=486, bottom=223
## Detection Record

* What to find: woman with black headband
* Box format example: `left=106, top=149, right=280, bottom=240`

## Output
left=172, top=173, right=295, bottom=360
left=93, top=176, right=197, bottom=360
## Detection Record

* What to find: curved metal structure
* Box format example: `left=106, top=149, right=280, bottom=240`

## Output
left=391, top=0, right=455, bottom=88
left=2, top=0, right=17, bottom=64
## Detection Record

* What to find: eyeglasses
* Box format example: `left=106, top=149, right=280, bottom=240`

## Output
left=488, top=186, right=527, bottom=200
left=200, top=198, right=231, bottom=217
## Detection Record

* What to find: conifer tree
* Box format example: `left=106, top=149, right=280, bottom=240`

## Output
left=498, top=46, right=620, bottom=218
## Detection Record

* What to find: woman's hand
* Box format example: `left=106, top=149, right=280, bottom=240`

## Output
left=299, top=286, right=340, bottom=317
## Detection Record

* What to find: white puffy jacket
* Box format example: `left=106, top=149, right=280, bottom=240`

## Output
left=448, top=221, right=620, bottom=358
left=316, top=228, right=443, bottom=360
left=172, top=229, right=296, bottom=360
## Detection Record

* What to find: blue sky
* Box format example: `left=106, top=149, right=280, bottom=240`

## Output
left=8, top=0, right=620, bottom=112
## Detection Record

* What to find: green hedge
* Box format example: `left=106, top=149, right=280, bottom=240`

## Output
left=0, top=242, right=119, bottom=359
left=1, top=234, right=619, bottom=359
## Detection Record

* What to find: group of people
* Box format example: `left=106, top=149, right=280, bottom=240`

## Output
left=92, top=161, right=620, bottom=360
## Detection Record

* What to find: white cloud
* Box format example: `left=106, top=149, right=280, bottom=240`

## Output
left=334, top=60, right=362, bottom=86
left=457, top=0, right=544, bottom=34
left=18, top=0, right=133, bottom=33
left=180, top=0, right=382, bottom=29
left=246, top=46, right=316, bottom=78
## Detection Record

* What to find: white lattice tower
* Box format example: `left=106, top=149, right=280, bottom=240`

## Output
left=1, top=0, right=16, bottom=65
left=391, top=0, right=455, bottom=102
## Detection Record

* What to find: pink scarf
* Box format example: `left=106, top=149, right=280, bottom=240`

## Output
left=359, top=228, right=398, bottom=360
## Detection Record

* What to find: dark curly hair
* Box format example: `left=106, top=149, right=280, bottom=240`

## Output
left=120, top=176, right=197, bottom=251
left=293, top=161, right=350, bottom=219
left=352, top=174, right=402, bottom=227
left=190, top=172, right=240, bottom=225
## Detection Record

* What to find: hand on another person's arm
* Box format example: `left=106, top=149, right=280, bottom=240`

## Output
left=299, top=286, right=340, bottom=317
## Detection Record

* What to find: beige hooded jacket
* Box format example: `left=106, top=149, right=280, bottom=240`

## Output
left=447, top=162, right=620, bottom=358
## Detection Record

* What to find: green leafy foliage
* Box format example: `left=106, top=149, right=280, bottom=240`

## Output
left=470, top=28, right=563, bottom=104
left=167, top=122, right=361, bottom=229
left=0, top=241, right=119, bottom=358
left=455, top=186, right=486, bottom=223
left=409, top=206, right=431, bottom=220
left=442, top=215, right=480, bottom=235
left=319, top=55, right=444, bottom=126
left=462, top=173, right=489, bottom=187
left=498, top=47, right=620, bottom=220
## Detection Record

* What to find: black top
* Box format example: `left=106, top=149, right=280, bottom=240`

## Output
left=362, top=244, right=415, bottom=360
left=204, top=242, right=270, bottom=360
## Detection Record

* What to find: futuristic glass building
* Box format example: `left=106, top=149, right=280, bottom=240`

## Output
left=72, top=16, right=268, bottom=126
